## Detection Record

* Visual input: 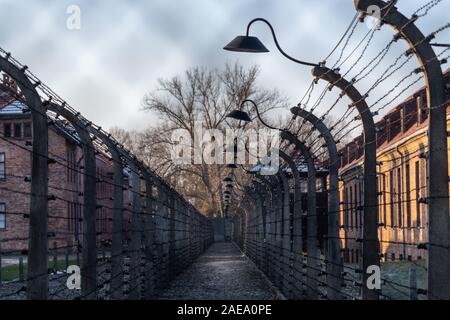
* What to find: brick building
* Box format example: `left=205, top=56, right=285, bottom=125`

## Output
left=0, top=77, right=127, bottom=252
left=337, top=69, right=450, bottom=264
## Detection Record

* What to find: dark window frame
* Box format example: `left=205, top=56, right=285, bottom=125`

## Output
left=389, top=170, right=395, bottom=227
left=405, top=162, right=411, bottom=228
left=23, top=122, right=32, bottom=138
left=397, top=167, right=402, bottom=227
left=0, top=202, right=6, bottom=230
left=4, top=123, right=12, bottom=138
left=415, top=161, right=421, bottom=227
left=0, top=152, right=5, bottom=180
left=13, top=122, right=22, bottom=138
left=382, top=175, right=387, bottom=226
left=349, top=185, right=353, bottom=228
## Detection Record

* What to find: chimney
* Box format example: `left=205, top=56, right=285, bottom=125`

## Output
left=416, top=95, right=421, bottom=125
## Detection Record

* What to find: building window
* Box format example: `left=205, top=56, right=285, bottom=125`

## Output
left=389, top=170, right=394, bottom=227
left=415, top=161, right=421, bottom=227
left=77, top=203, right=82, bottom=238
left=0, top=203, right=5, bottom=229
left=24, top=122, right=32, bottom=138
left=13, top=123, right=22, bottom=138
left=359, top=181, right=363, bottom=228
left=0, top=153, right=5, bottom=179
left=382, top=175, right=387, bottom=226
left=397, top=167, right=402, bottom=227
left=349, top=185, right=353, bottom=228
left=405, top=162, right=411, bottom=228
left=68, top=202, right=74, bottom=232
left=67, top=146, right=77, bottom=184
left=343, top=187, right=348, bottom=228
left=4, top=123, right=11, bottom=137
left=354, top=184, right=358, bottom=228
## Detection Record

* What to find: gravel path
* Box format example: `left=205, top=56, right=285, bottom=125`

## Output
left=155, top=242, right=279, bottom=300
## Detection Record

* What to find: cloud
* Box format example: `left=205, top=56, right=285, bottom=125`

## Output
left=0, top=0, right=448, bottom=135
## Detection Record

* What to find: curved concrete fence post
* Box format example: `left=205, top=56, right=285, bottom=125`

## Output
left=258, top=176, right=278, bottom=282
left=179, top=198, right=188, bottom=271
left=142, top=170, right=155, bottom=299
left=47, top=102, right=97, bottom=299
left=154, top=179, right=167, bottom=291
left=169, top=194, right=179, bottom=277
left=290, top=106, right=342, bottom=299
left=160, top=182, right=171, bottom=288
left=311, top=66, right=379, bottom=300
left=108, top=145, right=124, bottom=300
left=81, top=128, right=125, bottom=300
left=0, top=54, right=49, bottom=299
left=278, top=170, right=291, bottom=295
left=254, top=178, right=271, bottom=278
left=253, top=185, right=266, bottom=271
left=278, top=150, right=302, bottom=298
left=279, top=150, right=303, bottom=298
left=281, top=131, right=319, bottom=299
left=356, top=0, right=450, bottom=300
left=248, top=188, right=262, bottom=265
left=275, top=175, right=284, bottom=287
left=126, top=160, right=142, bottom=299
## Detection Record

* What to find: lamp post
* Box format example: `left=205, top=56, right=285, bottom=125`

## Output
left=356, top=0, right=450, bottom=300
left=224, top=18, right=319, bottom=67
left=224, top=20, right=379, bottom=299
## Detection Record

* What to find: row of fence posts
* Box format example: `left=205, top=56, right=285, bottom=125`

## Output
left=0, top=49, right=214, bottom=299
left=230, top=0, right=450, bottom=301
left=0, top=151, right=214, bottom=299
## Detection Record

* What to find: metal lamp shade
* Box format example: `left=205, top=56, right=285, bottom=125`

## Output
left=225, top=109, right=252, bottom=122
left=223, top=35, right=269, bottom=53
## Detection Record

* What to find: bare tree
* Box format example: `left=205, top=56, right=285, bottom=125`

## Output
left=112, top=62, right=287, bottom=216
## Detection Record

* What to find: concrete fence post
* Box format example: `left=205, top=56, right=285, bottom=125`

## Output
left=0, top=55, right=49, bottom=300
left=127, top=161, right=142, bottom=299
left=48, top=102, right=98, bottom=300
left=356, top=0, right=450, bottom=300
left=281, top=131, right=319, bottom=299
left=109, top=146, right=124, bottom=300
left=311, top=66, right=379, bottom=300
left=290, top=106, right=342, bottom=299
left=142, top=171, right=155, bottom=299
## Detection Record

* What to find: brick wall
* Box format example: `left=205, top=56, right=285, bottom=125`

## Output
left=0, top=114, right=123, bottom=252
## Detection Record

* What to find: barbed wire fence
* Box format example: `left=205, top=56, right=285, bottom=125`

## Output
left=231, top=0, right=450, bottom=300
left=0, top=47, right=214, bottom=300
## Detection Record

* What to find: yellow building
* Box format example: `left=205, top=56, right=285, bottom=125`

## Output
left=338, top=69, right=449, bottom=263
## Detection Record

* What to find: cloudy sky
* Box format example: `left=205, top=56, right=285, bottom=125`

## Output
left=0, top=0, right=448, bottom=131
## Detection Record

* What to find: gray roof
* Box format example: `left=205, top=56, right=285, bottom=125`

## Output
left=0, top=100, right=29, bottom=115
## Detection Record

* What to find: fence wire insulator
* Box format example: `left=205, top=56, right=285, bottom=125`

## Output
left=417, top=243, right=428, bottom=250
left=418, top=197, right=428, bottom=204
left=417, top=288, right=428, bottom=295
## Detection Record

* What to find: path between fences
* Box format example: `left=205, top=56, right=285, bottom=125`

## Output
left=155, top=242, right=280, bottom=300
